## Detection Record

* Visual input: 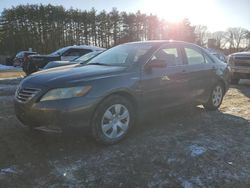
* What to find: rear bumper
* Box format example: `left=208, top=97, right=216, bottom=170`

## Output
left=14, top=96, right=99, bottom=133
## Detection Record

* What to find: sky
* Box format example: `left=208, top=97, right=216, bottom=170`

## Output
left=0, top=0, right=249, bottom=32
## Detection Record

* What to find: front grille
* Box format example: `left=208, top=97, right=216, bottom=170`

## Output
left=235, top=56, right=250, bottom=61
left=16, top=87, right=41, bottom=102
left=235, top=62, right=250, bottom=67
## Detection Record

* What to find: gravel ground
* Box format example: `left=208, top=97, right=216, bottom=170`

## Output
left=0, top=78, right=250, bottom=188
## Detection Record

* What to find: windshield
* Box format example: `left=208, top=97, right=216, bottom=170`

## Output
left=87, top=43, right=153, bottom=66
left=16, top=51, right=24, bottom=57
left=74, top=51, right=102, bottom=63
left=50, top=47, right=68, bottom=56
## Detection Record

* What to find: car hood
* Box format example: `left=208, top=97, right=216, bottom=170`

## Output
left=49, top=61, right=71, bottom=64
left=24, top=64, right=127, bottom=86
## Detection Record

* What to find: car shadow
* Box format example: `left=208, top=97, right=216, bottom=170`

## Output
left=14, top=104, right=249, bottom=154
left=134, top=105, right=249, bottom=130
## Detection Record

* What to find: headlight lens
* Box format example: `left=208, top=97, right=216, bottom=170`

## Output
left=40, top=86, right=91, bottom=101
left=228, top=55, right=234, bottom=65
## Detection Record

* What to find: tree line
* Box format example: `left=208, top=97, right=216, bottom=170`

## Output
left=195, top=25, right=250, bottom=53
left=0, top=4, right=249, bottom=56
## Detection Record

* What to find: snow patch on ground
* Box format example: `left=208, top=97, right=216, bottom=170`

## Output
left=0, top=64, right=22, bottom=71
left=0, top=165, right=22, bottom=177
left=182, top=180, right=193, bottom=188
left=189, top=145, right=206, bottom=157
left=0, top=167, right=18, bottom=174
left=49, top=160, right=83, bottom=187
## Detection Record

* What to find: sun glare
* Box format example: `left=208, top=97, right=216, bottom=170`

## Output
left=141, top=0, right=222, bottom=30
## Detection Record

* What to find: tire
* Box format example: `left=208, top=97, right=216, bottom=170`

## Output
left=230, top=78, right=240, bottom=85
left=203, top=82, right=224, bottom=111
left=91, top=95, right=135, bottom=145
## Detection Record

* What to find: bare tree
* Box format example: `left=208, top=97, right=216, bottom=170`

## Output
left=226, top=27, right=248, bottom=51
left=211, top=31, right=227, bottom=49
left=194, top=25, right=210, bottom=47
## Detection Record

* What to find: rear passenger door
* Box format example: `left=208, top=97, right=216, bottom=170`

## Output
left=182, top=45, right=216, bottom=101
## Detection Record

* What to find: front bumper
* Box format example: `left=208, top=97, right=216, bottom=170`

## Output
left=14, top=96, right=99, bottom=133
left=231, top=66, right=250, bottom=74
left=230, top=66, right=250, bottom=79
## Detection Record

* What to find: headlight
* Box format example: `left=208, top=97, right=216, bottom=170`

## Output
left=40, top=86, right=91, bottom=101
left=228, top=55, right=234, bottom=65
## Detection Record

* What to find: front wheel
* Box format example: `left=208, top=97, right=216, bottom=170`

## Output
left=203, top=83, right=224, bottom=111
left=91, top=95, right=135, bottom=145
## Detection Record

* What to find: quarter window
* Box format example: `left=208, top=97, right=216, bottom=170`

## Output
left=185, top=48, right=206, bottom=65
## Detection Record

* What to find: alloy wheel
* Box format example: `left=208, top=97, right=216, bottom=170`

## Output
left=212, top=85, right=223, bottom=107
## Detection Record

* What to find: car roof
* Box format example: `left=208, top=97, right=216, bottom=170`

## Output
left=65, top=45, right=106, bottom=51
left=124, top=40, right=201, bottom=47
left=17, top=51, right=37, bottom=54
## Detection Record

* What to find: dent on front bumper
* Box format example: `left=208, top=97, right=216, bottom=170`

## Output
left=14, top=96, right=98, bottom=133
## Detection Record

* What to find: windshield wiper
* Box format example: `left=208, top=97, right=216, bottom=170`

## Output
left=87, top=62, right=107, bottom=66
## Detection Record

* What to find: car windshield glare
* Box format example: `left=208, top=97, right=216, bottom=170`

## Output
left=75, top=52, right=100, bottom=63
left=87, top=43, right=153, bottom=66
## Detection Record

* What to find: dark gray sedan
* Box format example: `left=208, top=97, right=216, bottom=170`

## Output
left=15, top=41, right=230, bottom=144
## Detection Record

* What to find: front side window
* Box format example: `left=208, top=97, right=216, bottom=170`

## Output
left=87, top=43, right=153, bottom=66
left=185, top=47, right=206, bottom=65
left=151, top=47, right=182, bottom=66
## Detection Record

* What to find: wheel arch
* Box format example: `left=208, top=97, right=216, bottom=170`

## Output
left=216, top=77, right=227, bottom=94
left=90, top=90, right=138, bottom=124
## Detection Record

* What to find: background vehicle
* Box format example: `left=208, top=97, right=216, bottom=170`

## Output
left=206, top=48, right=227, bottom=63
left=228, top=47, right=250, bottom=84
left=24, top=45, right=105, bottom=75
left=15, top=41, right=230, bottom=144
left=44, top=50, right=105, bottom=69
left=13, top=51, right=38, bottom=67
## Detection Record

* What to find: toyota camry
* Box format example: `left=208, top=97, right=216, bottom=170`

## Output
left=15, top=41, right=230, bottom=144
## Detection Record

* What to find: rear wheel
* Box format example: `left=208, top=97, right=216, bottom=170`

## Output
left=91, top=95, right=135, bottom=145
left=203, top=83, right=224, bottom=111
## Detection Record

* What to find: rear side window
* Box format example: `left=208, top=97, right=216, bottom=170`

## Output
left=184, top=48, right=206, bottom=65
left=151, top=47, right=182, bottom=66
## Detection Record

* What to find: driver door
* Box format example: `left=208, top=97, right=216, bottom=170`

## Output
left=140, top=44, right=189, bottom=111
